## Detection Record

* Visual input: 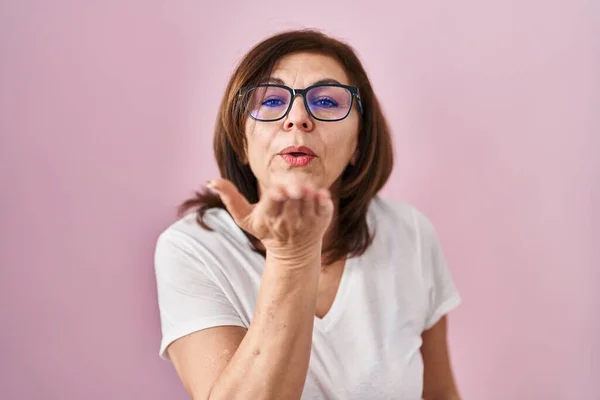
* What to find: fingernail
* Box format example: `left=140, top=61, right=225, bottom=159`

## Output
left=289, top=188, right=303, bottom=199
left=318, top=196, right=331, bottom=206
left=272, top=192, right=286, bottom=201
left=318, top=189, right=331, bottom=199
left=206, top=181, right=220, bottom=195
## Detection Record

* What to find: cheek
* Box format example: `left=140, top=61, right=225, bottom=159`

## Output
left=244, top=122, right=275, bottom=166
left=325, top=124, right=359, bottom=162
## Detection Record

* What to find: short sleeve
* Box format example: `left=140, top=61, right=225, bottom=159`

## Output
left=414, top=209, right=462, bottom=331
left=154, top=231, right=246, bottom=360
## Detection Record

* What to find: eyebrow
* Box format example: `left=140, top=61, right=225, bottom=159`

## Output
left=265, top=77, right=344, bottom=86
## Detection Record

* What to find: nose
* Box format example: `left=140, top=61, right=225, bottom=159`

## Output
left=283, top=95, right=314, bottom=132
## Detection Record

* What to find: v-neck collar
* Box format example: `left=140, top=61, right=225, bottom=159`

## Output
left=313, top=255, right=357, bottom=331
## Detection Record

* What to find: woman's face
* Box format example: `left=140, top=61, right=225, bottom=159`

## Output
left=244, top=52, right=360, bottom=195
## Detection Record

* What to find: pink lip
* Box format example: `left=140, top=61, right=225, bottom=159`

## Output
left=280, top=154, right=315, bottom=167
left=278, top=145, right=317, bottom=167
left=278, top=145, right=316, bottom=156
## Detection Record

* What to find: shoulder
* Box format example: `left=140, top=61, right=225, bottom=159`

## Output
left=154, top=208, right=250, bottom=265
left=368, top=196, right=438, bottom=243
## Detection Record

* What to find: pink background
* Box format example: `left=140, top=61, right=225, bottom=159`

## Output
left=1, top=1, right=598, bottom=399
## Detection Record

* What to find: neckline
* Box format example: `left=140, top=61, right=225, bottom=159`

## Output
left=313, top=254, right=357, bottom=332
left=209, top=207, right=360, bottom=331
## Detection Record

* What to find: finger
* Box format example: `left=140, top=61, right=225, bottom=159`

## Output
left=282, top=183, right=303, bottom=221
left=315, top=188, right=333, bottom=217
left=301, top=183, right=317, bottom=219
left=207, top=179, right=252, bottom=223
left=255, top=185, right=287, bottom=218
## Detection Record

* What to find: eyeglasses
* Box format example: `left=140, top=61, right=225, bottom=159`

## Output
left=238, top=83, right=363, bottom=122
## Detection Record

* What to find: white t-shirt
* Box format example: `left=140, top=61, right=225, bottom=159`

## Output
left=154, top=196, right=461, bottom=400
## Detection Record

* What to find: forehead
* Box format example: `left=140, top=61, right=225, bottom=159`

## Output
left=270, top=52, right=351, bottom=87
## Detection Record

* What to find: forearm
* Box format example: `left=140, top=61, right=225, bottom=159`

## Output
left=208, top=247, right=321, bottom=400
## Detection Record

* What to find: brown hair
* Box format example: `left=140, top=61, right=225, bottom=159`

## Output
left=179, top=29, right=394, bottom=265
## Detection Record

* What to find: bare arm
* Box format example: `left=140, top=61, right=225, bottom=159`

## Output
left=168, top=250, right=321, bottom=400
left=420, top=316, right=461, bottom=400
left=166, top=178, right=332, bottom=400
left=213, top=249, right=321, bottom=399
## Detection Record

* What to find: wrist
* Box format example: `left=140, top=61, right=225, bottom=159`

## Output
left=265, top=241, right=322, bottom=268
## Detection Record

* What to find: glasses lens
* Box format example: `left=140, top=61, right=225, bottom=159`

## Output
left=306, top=86, right=352, bottom=120
left=246, top=86, right=291, bottom=121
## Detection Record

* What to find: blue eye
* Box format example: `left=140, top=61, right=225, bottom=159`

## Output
left=262, top=97, right=286, bottom=107
left=311, top=97, right=339, bottom=108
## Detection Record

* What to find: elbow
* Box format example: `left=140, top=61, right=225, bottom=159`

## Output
left=192, top=392, right=209, bottom=400
left=422, top=389, right=461, bottom=400
left=190, top=387, right=212, bottom=400
left=195, top=388, right=213, bottom=400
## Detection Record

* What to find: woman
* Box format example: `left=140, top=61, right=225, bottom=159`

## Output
left=154, top=29, right=462, bottom=400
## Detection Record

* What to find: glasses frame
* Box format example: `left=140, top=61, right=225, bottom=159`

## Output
left=238, top=83, right=364, bottom=122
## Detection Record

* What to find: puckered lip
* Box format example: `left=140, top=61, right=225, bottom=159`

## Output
left=277, top=145, right=316, bottom=156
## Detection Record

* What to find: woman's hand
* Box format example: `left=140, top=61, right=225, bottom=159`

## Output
left=207, top=177, right=333, bottom=259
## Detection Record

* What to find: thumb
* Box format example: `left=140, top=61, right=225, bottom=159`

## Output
left=207, top=179, right=253, bottom=223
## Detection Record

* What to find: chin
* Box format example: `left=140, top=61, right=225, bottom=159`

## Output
left=272, top=170, right=327, bottom=186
